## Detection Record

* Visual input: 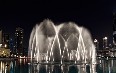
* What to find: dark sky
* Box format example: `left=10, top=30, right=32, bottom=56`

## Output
left=0, top=0, right=116, bottom=48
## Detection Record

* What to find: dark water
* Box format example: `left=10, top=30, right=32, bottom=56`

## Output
left=0, top=59, right=116, bottom=73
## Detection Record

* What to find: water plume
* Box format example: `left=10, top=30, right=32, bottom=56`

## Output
left=28, top=19, right=97, bottom=73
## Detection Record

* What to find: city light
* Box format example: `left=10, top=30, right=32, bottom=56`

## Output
left=14, top=55, right=16, bottom=57
left=94, top=39, right=97, bottom=43
left=0, top=44, right=2, bottom=48
left=0, top=2, right=115, bottom=72
left=104, top=37, right=107, bottom=40
left=4, top=44, right=7, bottom=48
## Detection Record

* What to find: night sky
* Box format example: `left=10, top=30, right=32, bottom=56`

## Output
left=0, top=0, right=116, bottom=48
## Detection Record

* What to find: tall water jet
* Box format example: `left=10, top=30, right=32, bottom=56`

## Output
left=28, top=19, right=97, bottom=73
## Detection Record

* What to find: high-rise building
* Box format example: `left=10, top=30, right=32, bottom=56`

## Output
left=2, top=33, right=10, bottom=49
left=113, top=13, right=116, bottom=45
left=9, top=38, right=14, bottom=54
left=15, top=27, right=23, bottom=56
left=94, top=39, right=99, bottom=50
left=0, top=29, right=2, bottom=44
left=103, top=37, right=108, bottom=49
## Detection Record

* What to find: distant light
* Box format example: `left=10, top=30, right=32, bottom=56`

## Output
left=94, top=39, right=97, bottom=43
left=105, top=37, right=107, bottom=39
left=5, top=44, right=7, bottom=48
left=14, top=55, right=16, bottom=57
left=107, top=57, right=108, bottom=60
left=102, top=56, right=104, bottom=57
left=11, top=54, right=13, bottom=57
left=103, top=37, right=107, bottom=40
left=0, top=44, right=2, bottom=47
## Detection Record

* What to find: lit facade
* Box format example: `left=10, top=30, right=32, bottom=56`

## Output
left=15, top=27, right=23, bottom=56
left=9, top=38, right=14, bottom=55
left=0, top=29, right=2, bottom=44
left=2, top=33, right=9, bottom=49
left=94, top=39, right=99, bottom=50
left=103, top=37, right=108, bottom=49
left=0, top=48, right=10, bottom=57
left=113, top=13, right=116, bottom=45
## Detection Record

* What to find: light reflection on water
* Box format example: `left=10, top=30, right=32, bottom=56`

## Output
left=0, top=59, right=28, bottom=73
left=0, top=59, right=116, bottom=73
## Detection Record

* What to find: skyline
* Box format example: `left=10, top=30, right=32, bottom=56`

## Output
left=0, top=0, right=116, bottom=47
left=0, top=21, right=113, bottom=48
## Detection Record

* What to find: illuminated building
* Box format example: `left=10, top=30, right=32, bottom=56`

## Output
left=0, top=29, right=2, bottom=44
left=0, top=32, right=10, bottom=57
left=9, top=38, right=14, bottom=54
left=2, top=33, right=9, bottom=49
left=103, top=37, right=108, bottom=49
left=113, top=13, right=116, bottom=45
left=0, top=48, right=10, bottom=57
left=15, top=27, right=24, bottom=56
left=94, top=39, right=99, bottom=50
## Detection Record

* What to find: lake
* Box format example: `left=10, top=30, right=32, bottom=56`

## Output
left=0, top=59, right=116, bottom=73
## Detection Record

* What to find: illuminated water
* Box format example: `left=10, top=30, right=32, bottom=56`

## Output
left=28, top=19, right=96, bottom=73
left=0, top=59, right=28, bottom=73
left=0, top=59, right=116, bottom=73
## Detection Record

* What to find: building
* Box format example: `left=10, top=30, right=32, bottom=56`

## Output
left=0, top=28, right=10, bottom=57
left=94, top=39, right=99, bottom=50
left=0, top=47, right=10, bottom=57
left=9, top=38, right=15, bottom=55
left=0, top=29, right=2, bottom=44
left=103, top=37, right=108, bottom=49
left=113, top=13, right=116, bottom=46
left=2, top=33, right=10, bottom=49
left=15, top=27, right=24, bottom=56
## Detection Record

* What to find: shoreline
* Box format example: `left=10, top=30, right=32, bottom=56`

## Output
left=0, top=58, right=26, bottom=60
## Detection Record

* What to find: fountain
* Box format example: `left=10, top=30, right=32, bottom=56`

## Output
left=28, top=19, right=97, bottom=73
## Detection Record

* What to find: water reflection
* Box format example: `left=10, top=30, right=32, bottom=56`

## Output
left=0, top=58, right=28, bottom=73
left=29, top=59, right=116, bottom=73
left=0, top=59, right=115, bottom=73
left=96, top=59, right=116, bottom=73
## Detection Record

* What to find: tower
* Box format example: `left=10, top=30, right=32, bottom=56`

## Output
left=103, top=37, right=108, bottom=49
left=9, top=38, right=14, bottom=55
left=94, top=39, right=99, bottom=50
left=15, top=27, right=23, bottom=56
left=0, top=28, right=2, bottom=44
left=2, top=33, right=9, bottom=49
left=113, top=13, right=116, bottom=46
